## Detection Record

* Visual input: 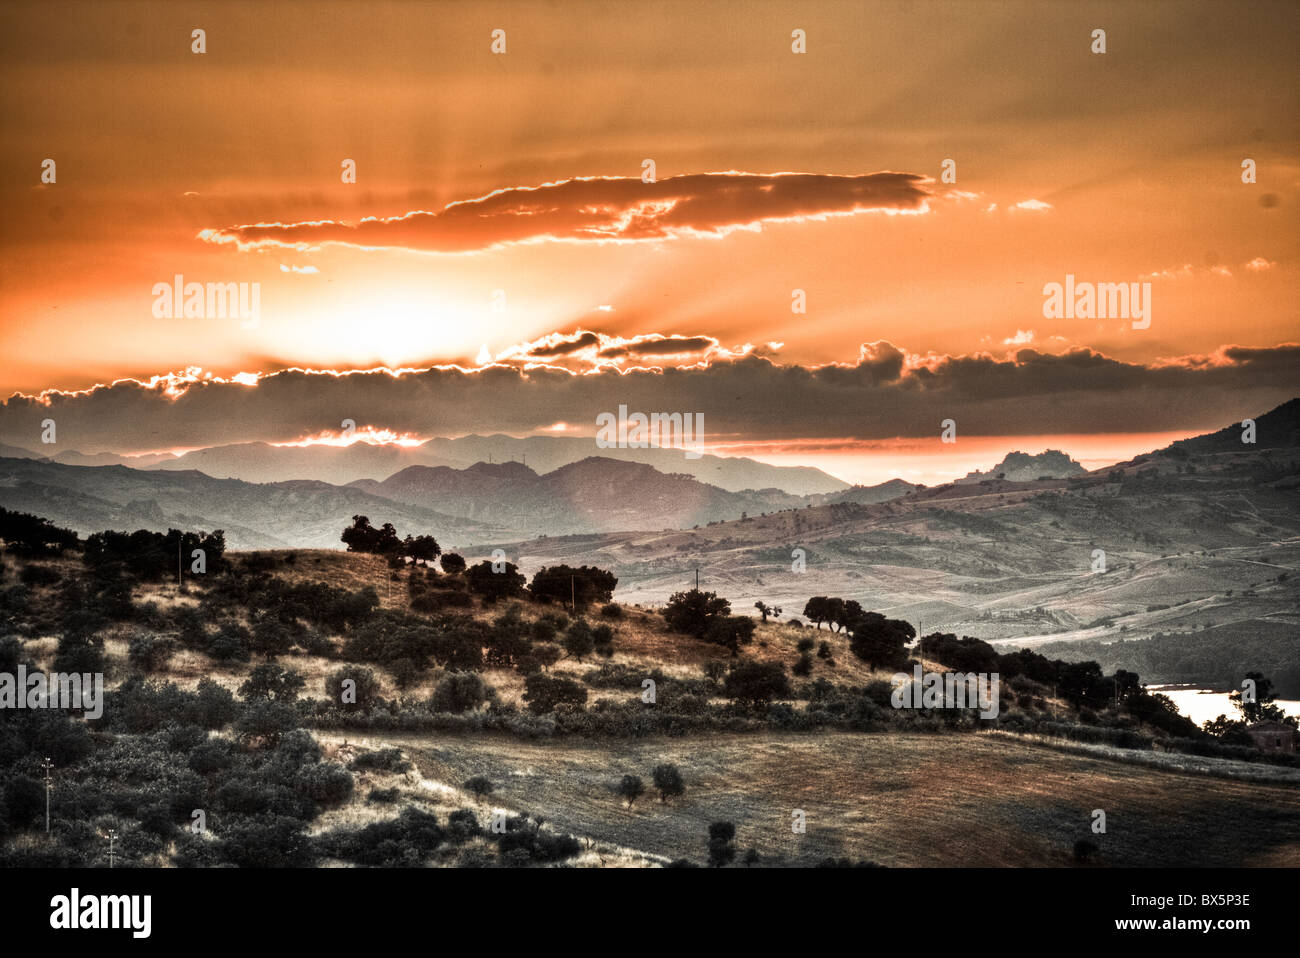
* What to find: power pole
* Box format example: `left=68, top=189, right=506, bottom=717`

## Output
left=107, top=828, right=117, bottom=869
left=40, top=757, right=53, bottom=834
left=695, top=568, right=699, bottom=591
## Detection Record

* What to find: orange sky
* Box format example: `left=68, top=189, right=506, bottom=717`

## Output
left=0, top=0, right=1296, bottom=484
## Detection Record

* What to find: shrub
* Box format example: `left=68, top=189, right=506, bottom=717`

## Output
left=295, top=762, right=355, bottom=807
left=350, top=748, right=411, bottom=774
left=127, top=633, right=174, bottom=673
left=429, top=673, right=493, bottom=714
left=439, top=553, right=467, bottom=575
left=235, top=701, right=301, bottom=748
left=325, top=666, right=382, bottom=712
left=522, top=674, right=588, bottom=714
left=723, top=661, right=792, bottom=709
left=238, top=663, right=307, bottom=703
left=19, top=564, right=61, bottom=587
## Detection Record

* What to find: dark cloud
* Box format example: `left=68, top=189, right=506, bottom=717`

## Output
left=1, top=342, right=1295, bottom=454
left=199, top=172, right=932, bottom=254
left=523, top=332, right=602, bottom=358
left=598, top=336, right=718, bottom=359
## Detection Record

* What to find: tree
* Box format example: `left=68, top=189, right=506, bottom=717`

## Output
left=802, top=596, right=838, bottom=630
left=563, top=620, right=595, bottom=662
left=238, top=663, right=306, bottom=703
left=464, top=560, right=526, bottom=602
left=529, top=565, right=618, bottom=608
left=723, top=661, right=792, bottom=709
left=663, top=589, right=731, bottom=638
left=707, top=821, right=736, bottom=867
left=340, top=515, right=402, bottom=556
left=249, top=616, right=295, bottom=660
left=652, top=763, right=685, bottom=804
left=618, top=775, right=645, bottom=808
left=1231, top=671, right=1280, bottom=723
left=847, top=612, right=915, bottom=670
left=439, top=552, right=467, bottom=575
left=705, top=614, right=756, bottom=654
left=403, top=534, right=441, bottom=564
left=754, top=601, right=781, bottom=623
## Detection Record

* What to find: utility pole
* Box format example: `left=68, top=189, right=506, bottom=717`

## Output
left=570, top=574, right=575, bottom=612
left=107, top=828, right=117, bottom=869
left=40, top=757, right=53, bottom=834
left=695, top=568, right=699, bottom=591
left=178, top=536, right=182, bottom=588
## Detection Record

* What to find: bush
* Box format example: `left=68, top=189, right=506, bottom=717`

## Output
left=238, top=663, right=307, bottom=703
left=522, top=674, right=588, bottom=714
left=325, top=667, right=382, bottom=712
left=350, top=748, right=412, bottom=774
left=439, top=553, right=466, bottom=575
left=723, top=661, right=792, bottom=709
left=295, top=762, right=355, bottom=807
left=429, top=673, right=493, bottom=714
left=19, top=564, right=61, bottom=587
left=705, top=615, right=756, bottom=653
left=235, top=701, right=301, bottom=748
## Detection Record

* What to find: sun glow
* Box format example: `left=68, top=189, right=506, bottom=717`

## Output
left=272, top=426, right=424, bottom=448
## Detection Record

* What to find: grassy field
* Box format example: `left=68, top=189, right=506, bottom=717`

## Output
left=347, top=729, right=1300, bottom=867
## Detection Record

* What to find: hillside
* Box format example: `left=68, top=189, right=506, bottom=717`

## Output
left=490, top=424, right=1300, bottom=650
left=0, top=457, right=493, bottom=550
left=353, top=457, right=804, bottom=537
left=146, top=433, right=850, bottom=496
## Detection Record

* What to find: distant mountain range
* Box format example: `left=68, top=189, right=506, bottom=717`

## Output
left=956, top=449, right=1086, bottom=484
left=0, top=457, right=491, bottom=550
left=350, top=457, right=806, bottom=537
left=1, top=400, right=1293, bottom=551
left=82, top=434, right=847, bottom=496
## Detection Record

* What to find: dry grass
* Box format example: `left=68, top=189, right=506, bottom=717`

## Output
left=371, top=729, right=1300, bottom=867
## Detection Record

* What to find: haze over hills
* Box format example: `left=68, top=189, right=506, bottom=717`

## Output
left=0, top=457, right=494, bottom=550
left=350, top=457, right=806, bottom=537
left=484, top=401, right=1300, bottom=652
left=144, top=433, right=849, bottom=496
